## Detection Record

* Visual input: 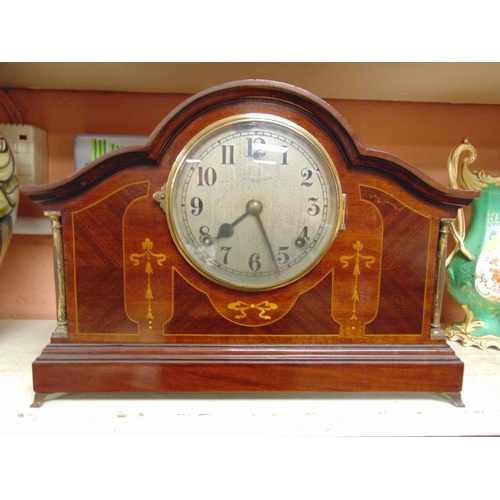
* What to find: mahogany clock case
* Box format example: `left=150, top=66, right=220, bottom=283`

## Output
left=22, top=80, right=477, bottom=406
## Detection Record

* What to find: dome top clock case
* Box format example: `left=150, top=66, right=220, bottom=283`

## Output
left=23, top=80, right=477, bottom=407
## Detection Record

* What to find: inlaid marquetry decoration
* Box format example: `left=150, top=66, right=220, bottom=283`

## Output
left=130, top=238, right=166, bottom=329
left=24, top=80, right=478, bottom=407
left=340, top=240, right=377, bottom=321
left=227, top=300, right=278, bottom=320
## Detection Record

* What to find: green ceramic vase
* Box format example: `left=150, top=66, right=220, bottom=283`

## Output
left=445, top=139, right=500, bottom=349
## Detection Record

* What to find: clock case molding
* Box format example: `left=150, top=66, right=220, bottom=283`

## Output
left=23, top=80, right=477, bottom=407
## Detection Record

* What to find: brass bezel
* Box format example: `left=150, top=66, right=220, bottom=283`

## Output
left=164, top=113, right=344, bottom=291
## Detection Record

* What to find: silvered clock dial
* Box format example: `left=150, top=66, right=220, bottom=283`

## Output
left=157, top=113, right=344, bottom=291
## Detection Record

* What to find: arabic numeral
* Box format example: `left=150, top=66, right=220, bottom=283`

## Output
left=307, top=197, right=320, bottom=216
left=282, top=150, right=288, bottom=165
left=300, top=168, right=313, bottom=187
left=197, top=166, right=217, bottom=186
left=199, top=226, right=213, bottom=246
left=277, top=246, right=289, bottom=264
left=221, top=145, right=235, bottom=164
left=248, top=253, right=261, bottom=272
left=221, top=246, right=232, bottom=265
left=295, top=226, right=308, bottom=247
left=246, top=137, right=266, bottom=159
left=190, top=196, right=203, bottom=216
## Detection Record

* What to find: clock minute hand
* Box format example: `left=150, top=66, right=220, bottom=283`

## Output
left=244, top=200, right=280, bottom=274
left=254, top=213, right=280, bottom=275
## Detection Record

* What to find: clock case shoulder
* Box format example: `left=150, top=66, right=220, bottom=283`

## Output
left=22, top=79, right=477, bottom=211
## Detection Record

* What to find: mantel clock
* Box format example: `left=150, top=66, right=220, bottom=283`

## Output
left=23, top=80, right=477, bottom=407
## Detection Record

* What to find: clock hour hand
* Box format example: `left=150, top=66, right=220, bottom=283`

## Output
left=217, top=211, right=248, bottom=238
left=217, top=199, right=267, bottom=238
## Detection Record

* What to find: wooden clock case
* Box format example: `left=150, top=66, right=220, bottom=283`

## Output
left=23, top=80, right=477, bottom=407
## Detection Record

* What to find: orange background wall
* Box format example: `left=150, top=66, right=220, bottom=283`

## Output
left=1, top=87, right=500, bottom=323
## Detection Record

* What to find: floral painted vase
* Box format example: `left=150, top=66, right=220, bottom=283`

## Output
left=445, top=139, right=500, bottom=349
left=0, top=133, right=19, bottom=267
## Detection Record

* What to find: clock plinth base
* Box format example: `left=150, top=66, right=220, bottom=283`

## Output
left=31, top=343, right=464, bottom=406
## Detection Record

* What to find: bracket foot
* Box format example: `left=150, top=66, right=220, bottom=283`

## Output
left=30, top=392, right=65, bottom=408
left=442, top=392, right=465, bottom=407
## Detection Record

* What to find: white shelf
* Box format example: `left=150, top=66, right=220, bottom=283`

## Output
left=13, top=217, right=51, bottom=235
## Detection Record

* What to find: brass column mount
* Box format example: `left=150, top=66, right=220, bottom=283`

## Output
left=431, top=219, right=454, bottom=340
left=45, top=211, right=67, bottom=338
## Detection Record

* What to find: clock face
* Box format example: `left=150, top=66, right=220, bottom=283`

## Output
left=165, top=113, right=344, bottom=291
